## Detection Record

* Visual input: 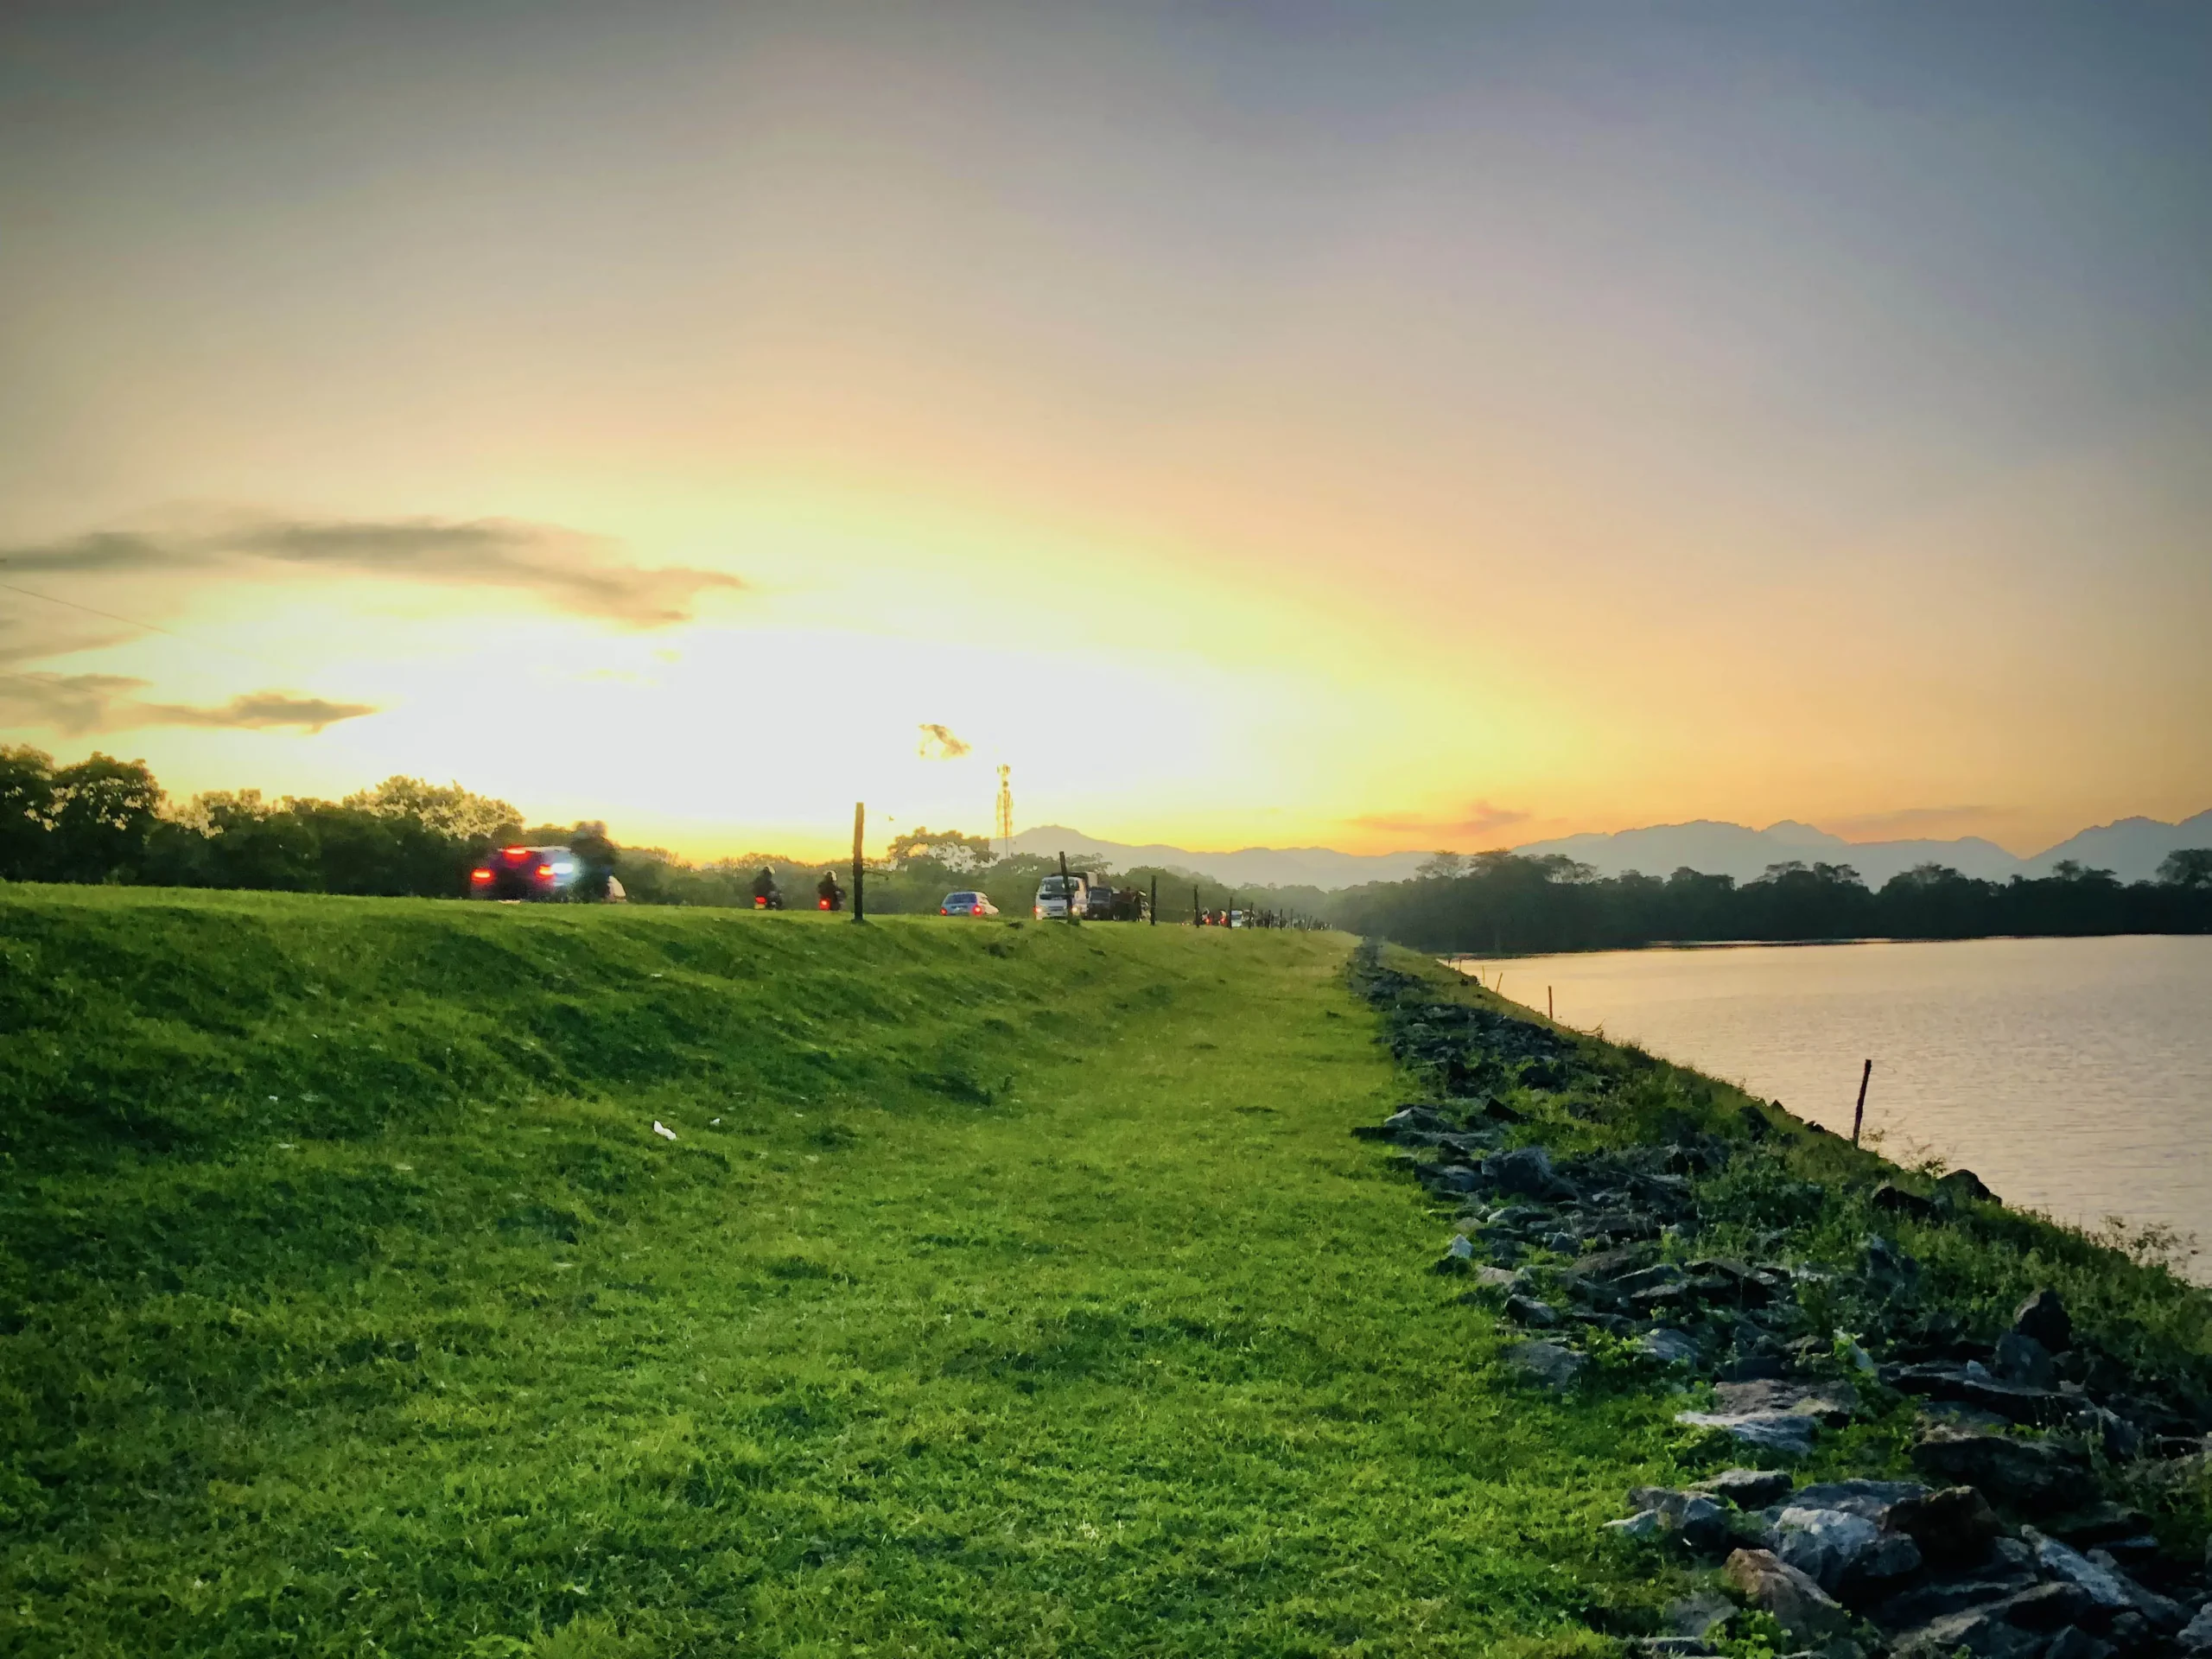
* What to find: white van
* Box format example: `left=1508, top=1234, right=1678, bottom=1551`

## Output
left=1033, top=872, right=1087, bottom=919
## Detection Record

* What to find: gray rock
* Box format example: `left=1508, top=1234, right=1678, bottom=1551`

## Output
left=1678, top=1410, right=1820, bottom=1456
left=1774, top=1507, right=1880, bottom=1592
left=1617, top=1262, right=1688, bottom=1296
left=2013, top=1288, right=2072, bottom=1353
left=1694, top=1468, right=1795, bottom=1509
left=1992, top=1332, right=2056, bottom=1389
left=1621, top=1488, right=1732, bottom=1554
left=1472, top=1264, right=1520, bottom=1291
left=1723, top=1548, right=1854, bottom=1642
left=1573, top=1243, right=1656, bottom=1280
left=1885, top=1485, right=2002, bottom=1566
left=1676, top=1496, right=1732, bottom=1554
left=1503, top=1338, right=1585, bottom=1389
left=1382, top=1106, right=1448, bottom=1134
left=1605, top=1509, right=1666, bottom=1540
left=1891, top=1609, right=2041, bottom=1658
left=1936, top=1168, right=1999, bottom=1206
left=1919, top=1402, right=2014, bottom=1433
left=1641, top=1327, right=1701, bottom=1366
left=1873, top=1573, right=2037, bottom=1632
left=2078, top=1548, right=2190, bottom=1632
left=1891, top=1584, right=2094, bottom=1659
left=1910, top=1426, right=2096, bottom=1513
left=1774, top=1505, right=1921, bottom=1596
left=2041, top=1627, right=2111, bottom=1659
left=1506, top=1294, right=1560, bottom=1327
left=1716, top=1378, right=1859, bottom=1426
left=1665, top=1590, right=1738, bottom=1640
left=1484, top=1145, right=1562, bottom=1198
left=2179, top=1602, right=2212, bottom=1653
left=2076, top=1405, right=2142, bottom=1462
left=1791, top=1479, right=1928, bottom=1522
left=2024, top=1529, right=2134, bottom=1615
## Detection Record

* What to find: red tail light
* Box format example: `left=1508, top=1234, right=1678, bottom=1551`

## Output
left=753, top=896, right=766, bottom=908
left=820, top=899, right=832, bottom=909
left=536, top=864, right=553, bottom=878
left=470, top=868, right=492, bottom=883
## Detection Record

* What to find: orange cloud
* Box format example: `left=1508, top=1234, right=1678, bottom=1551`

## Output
left=1347, top=800, right=1529, bottom=842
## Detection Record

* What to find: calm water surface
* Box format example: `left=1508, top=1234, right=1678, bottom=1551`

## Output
left=1451, top=936, right=2212, bottom=1275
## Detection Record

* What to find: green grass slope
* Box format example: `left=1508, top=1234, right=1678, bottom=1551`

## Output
left=3, top=889, right=1708, bottom=1659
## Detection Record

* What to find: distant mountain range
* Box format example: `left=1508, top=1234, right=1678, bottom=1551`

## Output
left=1009, top=809, right=2212, bottom=893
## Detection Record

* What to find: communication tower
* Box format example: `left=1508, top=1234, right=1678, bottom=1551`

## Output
left=995, top=764, right=1013, bottom=855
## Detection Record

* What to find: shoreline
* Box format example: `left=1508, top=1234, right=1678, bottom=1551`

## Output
left=1352, top=938, right=2212, bottom=1656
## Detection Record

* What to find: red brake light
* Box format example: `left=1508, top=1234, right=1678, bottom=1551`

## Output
left=537, top=863, right=553, bottom=878
left=753, top=896, right=766, bottom=908
left=470, top=868, right=492, bottom=882
left=819, top=898, right=831, bottom=909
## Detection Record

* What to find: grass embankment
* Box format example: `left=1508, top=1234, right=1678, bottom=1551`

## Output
left=6, top=889, right=1722, bottom=1659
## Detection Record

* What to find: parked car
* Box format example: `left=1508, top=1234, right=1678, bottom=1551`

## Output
left=470, top=844, right=583, bottom=900
left=940, top=891, right=999, bottom=917
left=1033, top=873, right=1087, bottom=919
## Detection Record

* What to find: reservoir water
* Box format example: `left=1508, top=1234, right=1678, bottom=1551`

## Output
left=1448, top=936, right=2212, bottom=1278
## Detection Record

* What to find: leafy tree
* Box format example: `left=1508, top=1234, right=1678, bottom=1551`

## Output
left=0, top=745, right=57, bottom=880
left=1415, top=852, right=1466, bottom=880
left=887, top=827, right=994, bottom=872
left=48, top=753, right=163, bottom=883
left=2156, top=848, right=2212, bottom=890
left=342, top=777, right=521, bottom=842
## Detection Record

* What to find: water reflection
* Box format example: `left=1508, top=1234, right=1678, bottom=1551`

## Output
left=1451, top=936, right=2212, bottom=1280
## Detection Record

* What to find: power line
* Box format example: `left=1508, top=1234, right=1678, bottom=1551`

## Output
left=0, top=575, right=289, bottom=672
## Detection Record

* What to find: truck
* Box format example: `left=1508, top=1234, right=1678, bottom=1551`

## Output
left=1033, top=871, right=1087, bottom=919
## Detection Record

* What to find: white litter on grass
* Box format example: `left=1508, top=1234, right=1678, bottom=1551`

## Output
left=276, top=1142, right=297, bottom=1151
left=652, top=1121, right=677, bottom=1141
left=709, top=1116, right=721, bottom=1125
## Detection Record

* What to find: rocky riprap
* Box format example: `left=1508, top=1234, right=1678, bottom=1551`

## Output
left=1346, top=944, right=2212, bottom=1659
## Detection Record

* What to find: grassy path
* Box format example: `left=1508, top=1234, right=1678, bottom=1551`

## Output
left=0, top=890, right=1688, bottom=1657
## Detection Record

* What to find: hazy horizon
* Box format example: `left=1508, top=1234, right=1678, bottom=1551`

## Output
left=6, top=2, right=2209, bottom=859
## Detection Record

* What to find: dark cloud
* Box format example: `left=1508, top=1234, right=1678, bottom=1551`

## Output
left=0, top=531, right=169, bottom=576
left=0, top=514, right=744, bottom=629
left=1350, top=800, right=1529, bottom=838
left=0, top=672, right=377, bottom=736
left=145, top=691, right=379, bottom=733
left=916, top=722, right=972, bottom=760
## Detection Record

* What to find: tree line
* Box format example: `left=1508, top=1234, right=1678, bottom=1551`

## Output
left=0, top=751, right=1287, bottom=919
left=6, top=746, right=2204, bottom=947
left=1320, top=849, right=2212, bottom=954
left=0, top=747, right=565, bottom=897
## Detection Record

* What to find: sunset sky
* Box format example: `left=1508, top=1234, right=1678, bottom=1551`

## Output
left=3, top=2, right=2209, bottom=861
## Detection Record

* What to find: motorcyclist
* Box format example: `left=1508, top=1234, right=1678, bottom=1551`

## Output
left=817, top=868, right=845, bottom=912
left=752, top=867, right=782, bottom=910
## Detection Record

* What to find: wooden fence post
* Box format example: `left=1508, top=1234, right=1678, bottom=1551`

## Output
left=852, top=802, right=866, bottom=924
